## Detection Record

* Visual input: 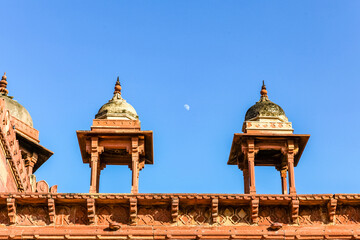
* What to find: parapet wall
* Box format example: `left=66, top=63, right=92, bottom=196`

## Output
left=0, top=193, right=359, bottom=239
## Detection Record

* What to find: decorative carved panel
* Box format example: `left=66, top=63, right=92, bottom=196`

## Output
left=96, top=205, right=129, bottom=225
left=335, top=205, right=360, bottom=224
left=298, top=206, right=326, bottom=225
left=55, top=205, right=88, bottom=225
left=178, top=206, right=211, bottom=226
left=0, top=206, right=8, bottom=225
left=137, top=206, right=171, bottom=225
left=16, top=205, right=49, bottom=226
left=258, top=206, right=289, bottom=225
left=218, top=206, right=250, bottom=225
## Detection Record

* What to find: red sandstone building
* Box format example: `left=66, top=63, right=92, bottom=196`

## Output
left=0, top=73, right=359, bottom=239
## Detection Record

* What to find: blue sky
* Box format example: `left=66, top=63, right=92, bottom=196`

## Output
left=1, top=1, right=360, bottom=194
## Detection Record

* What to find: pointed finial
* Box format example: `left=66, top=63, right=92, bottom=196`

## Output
left=259, top=80, right=269, bottom=102
left=114, top=76, right=122, bottom=94
left=260, top=80, right=267, bottom=97
left=0, top=72, right=8, bottom=96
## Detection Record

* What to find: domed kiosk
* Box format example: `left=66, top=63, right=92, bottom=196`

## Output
left=228, top=82, right=309, bottom=195
left=77, top=77, right=153, bottom=193
left=0, top=73, right=53, bottom=193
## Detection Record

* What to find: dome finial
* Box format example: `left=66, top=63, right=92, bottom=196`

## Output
left=260, top=80, right=268, bottom=101
left=0, top=72, right=9, bottom=96
left=114, top=76, right=121, bottom=94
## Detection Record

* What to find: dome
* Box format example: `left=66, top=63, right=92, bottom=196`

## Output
left=0, top=95, right=33, bottom=127
left=95, top=78, right=139, bottom=120
left=0, top=73, right=33, bottom=127
left=244, top=82, right=288, bottom=122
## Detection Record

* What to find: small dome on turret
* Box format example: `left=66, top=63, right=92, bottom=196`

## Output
left=0, top=73, right=33, bottom=127
left=244, top=81, right=288, bottom=122
left=242, top=81, right=293, bottom=134
left=95, top=77, right=139, bottom=120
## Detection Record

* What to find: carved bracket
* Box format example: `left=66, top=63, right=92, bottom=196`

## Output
left=328, top=199, right=337, bottom=223
left=171, top=197, right=179, bottom=223
left=211, top=197, right=219, bottom=224
left=290, top=199, right=299, bottom=224
left=6, top=198, right=16, bottom=225
left=250, top=199, right=259, bottom=224
left=48, top=198, right=55, bottom=224
left=87, top=198, right=96, bottom=224
left=130, top=197, right=137, bottom=225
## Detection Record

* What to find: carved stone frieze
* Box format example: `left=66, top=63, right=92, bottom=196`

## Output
left=0, top=206, right=8, bottom=225
left=258, top=206, right=289, bottom=225
left=218, top=206, right=250, bottom=225
left=55, top=205, right=88, bottom=225
left=298, top=206, right=326, bottom=225
left=96, top=205, right=129, bottom=225
left=335, top=205, right=360, bottom=224
left=178, top=205, right=211, bottom=225
left=16, top=205, right=49, bottom=226
left=137, top=206, right=172, bottom=225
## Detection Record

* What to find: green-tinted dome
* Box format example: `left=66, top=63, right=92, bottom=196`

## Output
left=245, top=82, right=288, bottom=122
left=0, top=95, right=33, bottom=127
left=95, top=78, right=139, bottom=120
left=245, top=99, right=287, bottom=122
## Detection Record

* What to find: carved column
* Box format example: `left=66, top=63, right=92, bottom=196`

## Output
left=25, top=152, right=38, bottom=175
left=287, top=140, right=296, bottom=195
left=280, top=167, right=288, bottom=194
left=247, top=139, right=256, bottom=194
left=243, top=167, right=250, bottom=194
left=131, top=137, right=140, bottom=194
left=89, top=137, right=103, bottom=194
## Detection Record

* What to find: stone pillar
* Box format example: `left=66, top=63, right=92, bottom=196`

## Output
left=25, top=152, right=38, bottom=175
left=280, top=167, right=288, bottom=194
left=131, top=137, right=139, bottom=194
left=287, top=140, right=296, bottom=195
left=89, top=137, right=103, bottom=194
left=243, top=168, right=250, bottom=194
left=247, top=139, right=256, bottom=194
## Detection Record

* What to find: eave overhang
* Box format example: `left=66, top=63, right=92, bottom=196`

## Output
left=228, top=133, right=310, bottom=167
